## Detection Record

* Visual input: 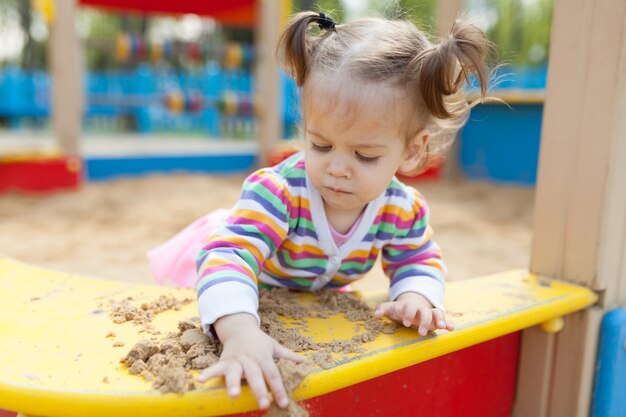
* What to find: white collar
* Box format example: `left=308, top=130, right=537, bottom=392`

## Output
left=305, top=172, right=387, bottom=258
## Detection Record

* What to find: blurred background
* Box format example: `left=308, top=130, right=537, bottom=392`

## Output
left=0, top=0, right=548, bottom=286
left=0, top=0, right=550, bottom=181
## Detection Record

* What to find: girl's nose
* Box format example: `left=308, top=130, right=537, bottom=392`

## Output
left=327, top=156, right=352, bottom=178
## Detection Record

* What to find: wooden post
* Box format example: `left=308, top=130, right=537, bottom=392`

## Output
left=515, top=0, right=626, bottom=416
left=255, top=0, right=283, bottom=167
left=436, top=0, right=464, bottom=37
left=597, top=17, right=626, bottom=308
left=514, top=326, right=556, bottom=417
left=436, top=0, right=465, bottom=180
left=530, top=0, right=626, bottom=292
left=49, top=0, right=82, bottom=156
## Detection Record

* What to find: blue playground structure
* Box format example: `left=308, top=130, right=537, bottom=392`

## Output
left=0, top=63, right=300, bottom=139
left=1, top=64, right=545, bottom=185
left=591, top=308, right=626, bottom=417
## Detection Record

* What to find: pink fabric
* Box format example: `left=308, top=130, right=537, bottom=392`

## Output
left=329, top=212, right=364, bottom=247
left=147, top=209, right=229, bottom=288
left=327, top=214, right=363, bottom=293
left=148, top=208, right=361, bottom=292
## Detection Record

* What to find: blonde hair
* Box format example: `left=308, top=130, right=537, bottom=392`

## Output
left=277, top=11, right=493, bottom=172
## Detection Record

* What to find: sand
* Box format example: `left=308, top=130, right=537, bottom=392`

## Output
left=0, top=173, right=534, bottom=289
left=114, top=287, right=396, bottom=417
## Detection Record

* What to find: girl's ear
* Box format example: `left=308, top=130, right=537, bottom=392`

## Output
left=398, top=129, right=429, bottom=175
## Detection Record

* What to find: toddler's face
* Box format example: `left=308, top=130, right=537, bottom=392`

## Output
left=304, top=86, right=417, bottom=214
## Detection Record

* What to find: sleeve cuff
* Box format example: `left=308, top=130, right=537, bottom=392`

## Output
left=197, top=281, right=260, bottom=334
left=390, top=276, right=445, bottom=312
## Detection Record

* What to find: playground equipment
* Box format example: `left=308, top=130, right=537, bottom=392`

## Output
left=0, top=64, right=299, bottom=136
left=109, top=36, right=254, bottom=68
left=0, top=258, right=597, bottom=417
left=591, top=308, right=626, bottom=417
left=76, top=0, right=288, bottom=167
left=0, top=152, right=81, bottom=193
left=460, top=88, right=545, bottom=185
left=0, top=0, right=624, bottom=415
left=0, top=0, right=288, bottom=192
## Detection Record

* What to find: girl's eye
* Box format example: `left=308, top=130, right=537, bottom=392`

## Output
left=311, top=143, right=331, bottom=152
left=356, top=152, right=380, bottom=165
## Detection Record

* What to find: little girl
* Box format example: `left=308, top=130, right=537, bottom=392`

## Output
left=149, top=11, right=491, bottom=411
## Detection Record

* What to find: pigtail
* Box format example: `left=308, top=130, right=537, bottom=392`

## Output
left=277, top=12, right=330, bottom=87
left=413, top=20, right=491, bottom=119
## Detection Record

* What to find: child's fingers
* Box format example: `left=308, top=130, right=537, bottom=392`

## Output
left=225, top=362, right=243, bottom=398
left=273, top=343, right=306, bottom=363
left=373, top=302, right=393, bottom=319
left=431, top=308, right=447, bottom=330
left=197, top=361, right=227, bottom=382
left=417, top=308, right=432, bottom=336
left=261, top=360, right=290, bottom=408
left=429, top=309, right=454, bottom=332
left=400, top=302, right=418, bottom=327
left=240, top=358, right=271, bottom=409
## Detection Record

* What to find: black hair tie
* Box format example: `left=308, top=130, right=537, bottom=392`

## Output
left=317, top=12, right=336, bottom=31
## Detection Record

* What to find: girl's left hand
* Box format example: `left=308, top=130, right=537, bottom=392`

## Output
left=373, top=292, right=454, bottom=336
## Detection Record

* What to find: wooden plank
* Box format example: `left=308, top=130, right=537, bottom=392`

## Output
left=254, top=0, right=282, bottom=167
left=513, top=326, right=555, bottom=417
left=0, top=259, right=596, bottom=417
left=436, top=0, right=464, bottom=37
left=617, top=232, right=626, bottom=305
left=467, top=89, right=545, bottom=104
left=548, top=308, right=603, bottom=417
left=561, top=0, right=626, bottom=286
left=515, top=308, right=603, bottom=417
left=49, top=0, right=82, bottom=156
left=597, top=8, right=626, bottom=306
left=521, top=2, right=626, bottom=416
left=531, top=0, right=626, bottom=288
left=530, top=0, right=589, bottom=282
left=436, top=0, right=465, bottom=180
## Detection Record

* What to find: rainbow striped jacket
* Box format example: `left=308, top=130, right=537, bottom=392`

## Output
left=196, top=152, right=446, bottom=329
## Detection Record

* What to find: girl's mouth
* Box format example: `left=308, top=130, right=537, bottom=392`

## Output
left=325, top=186, right=351, bottom=194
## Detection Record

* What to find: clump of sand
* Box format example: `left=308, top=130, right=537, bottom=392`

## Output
left=258, top=289, right=397, bottom=369
left=114, top=288, right=398, bottom=415
left=122, top=320, right=221, bottom=393
left=110, top=295, right=194, bottom=325
left=107, top=294, right=193, bottom=335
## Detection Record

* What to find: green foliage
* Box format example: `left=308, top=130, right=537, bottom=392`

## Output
left=293, top=0, right=346, bottom=22
left=0, top=0, right=47, bottom=69
left=293, top=0, right=551, bottom=67
left=292, top=0, right=437, bottom=39
left=483, top=0, right=552, bottom=66
left=369, top=0, right=437, bottom=32
left=83, top=12, right=122, bottom=71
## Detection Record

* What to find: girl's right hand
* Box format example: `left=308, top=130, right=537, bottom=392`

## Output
left=197, top=313, right=305, bottom=409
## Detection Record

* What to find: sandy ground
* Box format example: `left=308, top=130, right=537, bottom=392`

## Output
left=0, top=174, right=534, bottom=290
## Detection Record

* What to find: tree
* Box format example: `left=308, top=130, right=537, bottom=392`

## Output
left=486, top=0, right=552, bottom=67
